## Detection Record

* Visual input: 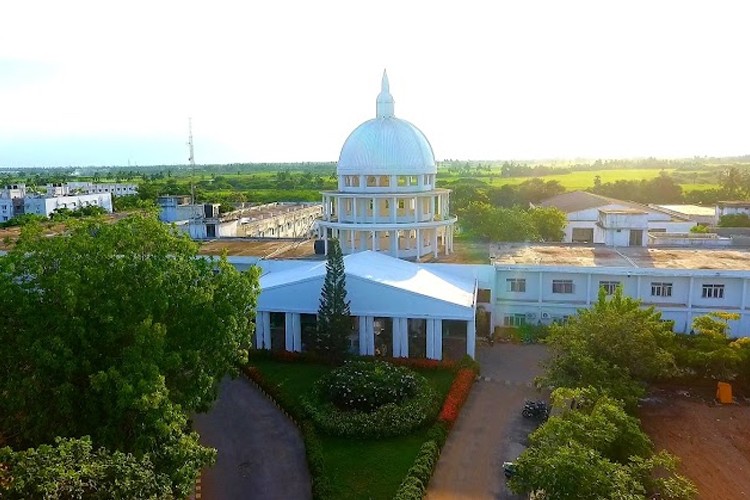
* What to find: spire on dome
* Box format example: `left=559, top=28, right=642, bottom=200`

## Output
left=376, top=69, right=395, bottom=118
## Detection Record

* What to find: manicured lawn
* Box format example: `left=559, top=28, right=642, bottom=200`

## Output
left=249, top=356, right=456, bottom=499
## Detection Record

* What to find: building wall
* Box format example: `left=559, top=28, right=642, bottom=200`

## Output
left=563, top=205, right=695, bottom=244
left=24, top=193, right=113, bottom=217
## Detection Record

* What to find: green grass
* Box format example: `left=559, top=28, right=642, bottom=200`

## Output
left=439, top=168, right=721, bottom=192
left=249, top=357, right=455, bottom=499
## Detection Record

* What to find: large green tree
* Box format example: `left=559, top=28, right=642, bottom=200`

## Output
left=314, top=238, right=351, bottom=359
left=540, top=287, right=676, bottom=408
left=0, top=215, right=260, bottom=496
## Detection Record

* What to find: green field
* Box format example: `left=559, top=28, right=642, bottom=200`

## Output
left=438, top=168, right=720, bottom=192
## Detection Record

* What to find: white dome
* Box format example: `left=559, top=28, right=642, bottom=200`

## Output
left=338, top=117, right=436, bottom=175
left=337, top=70, right=436, bottom=176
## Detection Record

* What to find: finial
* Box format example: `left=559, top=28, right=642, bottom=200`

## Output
left=376, top=69, right=395, bottom=118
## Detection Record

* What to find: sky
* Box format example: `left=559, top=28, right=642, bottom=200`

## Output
left=1, top=0, right=748, bottom=167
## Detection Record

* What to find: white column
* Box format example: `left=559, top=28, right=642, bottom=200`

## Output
left=358, top=316, right=369, bottom=355
left=393, top=317, right=408, bottom=358
left=352, top=197, right=358, bottom=222
left=467, top=315, right=476, bottom=359
left=323, top=230, right=329, bottom=255
left=426, top=319, right=435, bottom=359
left=391, top=196, right=397, bottom=221
left=393, top=230, right=399, bottom=258
left=262, top=312, right=271, bottom=350
left=434, top=319, right=443, bottom=360
left=416, top=228, right=422, bottom=259
left=255, top=312, right=266, bottom=349
left=292, top=313, right=302, bottom=351
left=366, top=316, right=375, bottom=355
left=336, top=197, right=342, bottom=222
left=433, top=228, right=439, bottom=258
left=414, top=196, right=419, bottom=223
left=350, top=229, right=355, bottom=252
left=372, top=230, right=377, bottom=251
left=372, top=197, right=376, bottom=222
left=285, top=313, right=295, bottom=352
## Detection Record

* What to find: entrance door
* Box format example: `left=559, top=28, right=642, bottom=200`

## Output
left=571, top=228, right=594, bottom=243
left=629, top=229, right=643, bottom=246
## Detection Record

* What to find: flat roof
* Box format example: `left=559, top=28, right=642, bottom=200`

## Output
left=599, top=208, right=648, bottom=214
left=490, top=244, right=750, bottom=270
left=199, top=238, right=318, bottom=259
left=655, top=204, right=716, bottom=217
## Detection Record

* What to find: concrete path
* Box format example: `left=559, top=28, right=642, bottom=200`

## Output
left=426, top=344, right=549, bottom=500
left=193, top=377, right=312, bottom=500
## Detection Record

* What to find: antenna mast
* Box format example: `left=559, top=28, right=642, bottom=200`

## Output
left=188, top=117, right=196, bottom=204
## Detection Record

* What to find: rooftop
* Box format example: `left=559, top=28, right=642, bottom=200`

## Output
left=490, top=244, right=750, bottom=270
left=654, top=204, right=716, bottom=217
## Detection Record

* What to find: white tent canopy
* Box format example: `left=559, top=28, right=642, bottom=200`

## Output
left=258, top=251, right=476, bottom=320
left=255, top=251, right=478, bottom=359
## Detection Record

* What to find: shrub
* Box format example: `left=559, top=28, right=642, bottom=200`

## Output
left=438, top=368, right=476, bottom=426
left=317, top=360, right=420, bottom=412
left=303, top=380, right=438, bottom=438
left=393, top=440, right=441, bottom=500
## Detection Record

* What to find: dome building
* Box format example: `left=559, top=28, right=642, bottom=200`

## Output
left=317, top=71, right=456, bottom=259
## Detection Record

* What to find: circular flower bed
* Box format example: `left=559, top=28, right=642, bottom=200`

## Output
left=302, top=360, right=439, bottom=438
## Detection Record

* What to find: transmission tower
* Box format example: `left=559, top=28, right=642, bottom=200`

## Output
left=188, top=117, right=196, bottom=204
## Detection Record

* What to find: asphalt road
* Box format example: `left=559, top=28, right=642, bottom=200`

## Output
left=426, top=343, right=549, bottom=500
left=192, top=377, right=312, bottom=500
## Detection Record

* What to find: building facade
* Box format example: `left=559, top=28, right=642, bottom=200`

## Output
left=317, top=71, right=456, bottom=259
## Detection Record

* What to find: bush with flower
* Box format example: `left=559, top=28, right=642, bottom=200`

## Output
left=303, top=360, right=439, bottom=437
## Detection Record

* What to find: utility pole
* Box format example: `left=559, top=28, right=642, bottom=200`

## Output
left=188, top=117, right=196, bottom=204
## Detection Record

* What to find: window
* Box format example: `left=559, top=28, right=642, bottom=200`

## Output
left=599, top=281, right=621, bottom=295
left=379, top=176, right=390, bottom=187
left=477, top=288, right=491, bottom=303
left=503, top=314, right=526, bottom=327
left=397, top=176, right=407, bottom=187
left=651, top=282, right=673, bottom=297
left=507, top=278, right=526, bottom=293
left=552, top=280, right=574, bottom=294
left=409, top=175, right=418, bottom=185
left=367, top=176, right=377, bottom=187
left=398, top=200, right=405, bottom=209
left=702, top=284, right=725, bottom=299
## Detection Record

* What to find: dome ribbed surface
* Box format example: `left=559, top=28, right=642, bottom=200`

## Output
left=337, top=117, right=436, bottom=175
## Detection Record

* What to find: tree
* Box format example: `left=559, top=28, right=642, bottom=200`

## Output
left=314, top=238, right=351, bottom=359
left=528, top=206, right=567, bottom=242
left=540, top=287, right=676, bottom=408
left=510, top=387, right=697, bottom=500
left=0, top=436, right=172, bottom=499
left=0, top=215, right=260, bottom=495
left=675, top=312, right=744, bottom=380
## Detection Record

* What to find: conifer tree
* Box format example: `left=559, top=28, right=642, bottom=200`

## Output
left=314, top=239, right=351, bottom=358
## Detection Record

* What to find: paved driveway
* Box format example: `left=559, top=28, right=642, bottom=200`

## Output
left=426, top=343, right=549, bottom=500
left=193, top=377, right=312, bottom=500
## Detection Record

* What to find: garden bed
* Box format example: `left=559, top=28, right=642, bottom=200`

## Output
left=247, top=355, right=462, bottom=499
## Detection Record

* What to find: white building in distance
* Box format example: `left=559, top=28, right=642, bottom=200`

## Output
left=317, top=71, right=456, bottom=259
left=0, top=183, right=113, bottom=221
left=539, top=191, right=696, bottom=245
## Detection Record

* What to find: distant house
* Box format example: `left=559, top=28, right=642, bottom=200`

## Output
left=537, top=191, right=696, bottom=246
left=716, top=201, right=750, bottom=221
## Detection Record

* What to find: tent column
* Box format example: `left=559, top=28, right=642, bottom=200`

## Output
left=392, top=317, right=408, bottom=358
left=359, top=316, right=375, bottom=356
left=427, top=318, right=443, bottom=360
left=256, top=311, right=271, bottom=350
left=255, top=311, right=266, bottom=349
left=467, top=314, right=476, bottom=359
left=285, top=313, right=301, bottom=352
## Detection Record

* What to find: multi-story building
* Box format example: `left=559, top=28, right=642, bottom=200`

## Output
left=64, top=182, right=138, bottom=197
left=158, top=195, right=321, bottom=240
left=317, top=70, right=456, bottom=259
left=24, top=193, right=113, bottom=217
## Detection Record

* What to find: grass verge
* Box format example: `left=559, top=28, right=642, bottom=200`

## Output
left=248, top=355, right=456, bottom=499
